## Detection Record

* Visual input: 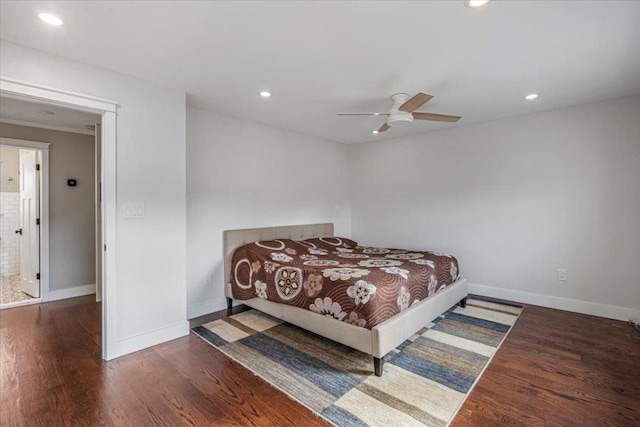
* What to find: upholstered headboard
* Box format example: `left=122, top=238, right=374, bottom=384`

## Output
left=223, top=223, right=334, bottom=297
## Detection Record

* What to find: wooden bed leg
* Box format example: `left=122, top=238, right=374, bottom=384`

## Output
left=373, top=357, right=383, bottom=377
left=460, top=296, right=468, bottom=308
left=226, top=298, right=233, bottom=310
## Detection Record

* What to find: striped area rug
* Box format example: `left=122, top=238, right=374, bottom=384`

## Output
left=192, top=298, right=523, bottom=427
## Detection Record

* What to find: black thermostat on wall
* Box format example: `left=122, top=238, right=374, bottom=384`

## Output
left=67, top=179, right=77, bottom=187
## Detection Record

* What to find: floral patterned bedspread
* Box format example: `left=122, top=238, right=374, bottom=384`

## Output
left=230, top=237, right=460, bottom=329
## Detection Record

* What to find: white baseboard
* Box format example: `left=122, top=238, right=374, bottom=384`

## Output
left=0, top=298, right=42, bottom=310
left=47, top=283, right=96, bottom=301
left=107, top=320, right=190, bottom=360
left=188, top=296, right=240, bottom=319
left=468, top=282, right=640, bottom=322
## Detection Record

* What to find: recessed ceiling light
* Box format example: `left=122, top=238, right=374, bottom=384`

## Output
left=525, top=93, right=539, bottom=100
left=464, top=0, right=490, bottom=8
left=39, top=110, right=55, bottom=115
left=372, top=130, right=379, bottom=134
left=38, top=13, right=63, bottom=26
left=260, top=91, right=271, bottom=98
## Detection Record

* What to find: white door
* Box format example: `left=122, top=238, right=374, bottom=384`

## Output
left=19, top=149, right=40, bottom=298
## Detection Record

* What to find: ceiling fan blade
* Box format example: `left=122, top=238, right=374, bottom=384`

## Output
left=398, top=92, right=434, bottom=112
left=337, top=113, right=389, bottom=116
left=413, top=112, right=462, bottom=122
left=377, top=123, right=390, bottom=133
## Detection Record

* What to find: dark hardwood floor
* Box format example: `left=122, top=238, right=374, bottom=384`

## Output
left=0, top=297, right=326, bottom=426
left=1, top=295, right=638, bottom=426
left=452, top=302, right=640, bottom=427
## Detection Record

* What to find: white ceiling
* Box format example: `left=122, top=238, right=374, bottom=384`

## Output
left=1, top=1, right=639, bottom=144
left=0, top=96, right=100, bottom=135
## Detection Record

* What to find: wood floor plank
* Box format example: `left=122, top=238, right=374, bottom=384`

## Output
left=0, top=326, right=25, bottom=427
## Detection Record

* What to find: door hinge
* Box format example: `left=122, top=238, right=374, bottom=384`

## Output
left=36, top=273, right=40, bottom=280
left=36, top=218, right=40, bottom=225
left=36, top=164, right=41, bottom=171
left=104, top=244, right=107, bottom=251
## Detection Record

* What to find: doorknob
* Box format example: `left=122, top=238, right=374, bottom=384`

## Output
left=15, top=228, right=22, bottom=235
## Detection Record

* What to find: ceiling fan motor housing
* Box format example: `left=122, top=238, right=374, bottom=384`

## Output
left=387, top=112, right=414, bottom=127
left=387, top=93, right=414, bottom=127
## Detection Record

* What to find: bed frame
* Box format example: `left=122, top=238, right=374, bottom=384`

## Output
left=223, top=223, right=468, bottom=376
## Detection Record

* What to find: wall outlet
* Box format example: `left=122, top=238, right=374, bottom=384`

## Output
left=557, top=268, right=567, bottom=281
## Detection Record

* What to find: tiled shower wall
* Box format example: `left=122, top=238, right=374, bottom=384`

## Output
left=0, top=192, right=20, bottom=276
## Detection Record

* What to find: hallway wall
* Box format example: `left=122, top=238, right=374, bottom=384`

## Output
left=0, top=124, right=96, bottom=292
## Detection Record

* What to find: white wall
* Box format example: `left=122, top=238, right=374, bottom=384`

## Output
left=186, top=107, right=351, bottom=318
left=349, top=95, right=640, bottom=321
left=1, top=124, right=96, bottom=292
left=0, top=41, right=188, bottom=357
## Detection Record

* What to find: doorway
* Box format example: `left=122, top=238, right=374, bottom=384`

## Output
left=1, top=94, right=102, bottom=308
left=0, top=145, right=42, bottom=306
left=0, top=76, right=117, bottom=359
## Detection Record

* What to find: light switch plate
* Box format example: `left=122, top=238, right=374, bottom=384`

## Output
left=123, top=203, right=145, bottom=219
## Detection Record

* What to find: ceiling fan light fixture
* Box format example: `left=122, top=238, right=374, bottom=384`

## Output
left=372, top=130, right=379, bottom=134
left=38, top=12, right=63, bottom=26
left=464, top=0, right=490, bottom=8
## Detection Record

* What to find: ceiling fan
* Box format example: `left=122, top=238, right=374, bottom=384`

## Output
left=337, top=92, right=461, bottom=133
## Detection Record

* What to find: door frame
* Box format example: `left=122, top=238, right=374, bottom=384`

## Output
left=0, top=139, right=49, bottom=305
left=0, top=77, right=118, bottom=360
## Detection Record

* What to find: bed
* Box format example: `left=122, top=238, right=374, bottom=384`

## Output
left=224, top=223, right=468, bottom=376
